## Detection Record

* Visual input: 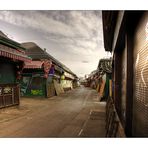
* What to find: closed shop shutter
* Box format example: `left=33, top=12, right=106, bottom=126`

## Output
left=133, top=12, right=148, bottom=136
left=0, top=62, right=15, bottom=84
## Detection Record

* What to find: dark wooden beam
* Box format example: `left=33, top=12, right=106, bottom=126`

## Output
left=114, top=51, right=122, bottom=118
left=102, top=11, right=118, bottom=52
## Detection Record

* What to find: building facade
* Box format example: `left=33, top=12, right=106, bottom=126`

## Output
left=102, top=11, right=148, bottom=137
left=21, top=42, right=78, bottom=98
left=0, top=31, right=31, bottom=108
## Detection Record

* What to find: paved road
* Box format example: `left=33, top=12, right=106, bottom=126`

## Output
left=0, top=86, right=105, bottom=137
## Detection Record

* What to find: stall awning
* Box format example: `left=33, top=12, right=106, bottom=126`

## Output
left=0, top=44, right=31, bottom=62
left=24, top=61, right=44, bottom=69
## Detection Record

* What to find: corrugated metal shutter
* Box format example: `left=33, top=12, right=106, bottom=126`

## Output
left=133, top=12, right=148, bottom=137
left=0, top=62, right=15, bottom=84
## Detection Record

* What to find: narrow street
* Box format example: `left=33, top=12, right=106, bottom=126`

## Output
left=0, top=86, right=105, bottom=137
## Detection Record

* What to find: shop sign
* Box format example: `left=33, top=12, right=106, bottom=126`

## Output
left=61, top=75, right=65, bottom=80
left=31, top=89, right=43, bottom=95
left=0, top=87, right=2, bottom=95
left=43, top=60, right=52, bottom=78
left=3, top=87, right=12, bottom=94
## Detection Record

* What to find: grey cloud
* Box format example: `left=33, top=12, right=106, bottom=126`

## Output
left=0, top=10, right=107, bottom=77
left=0, top=10, right=102, bottom=38
left=82, top=60, right=89, bottom=63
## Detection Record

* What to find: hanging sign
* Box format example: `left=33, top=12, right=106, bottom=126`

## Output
left=43, top=60, right=52, bottom=78
left=3, top=87, right=12, bottom=94
left=0, top=87, right=2, bottom=95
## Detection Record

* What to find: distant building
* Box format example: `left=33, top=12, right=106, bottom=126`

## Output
left=97, top=58, right=112, bottom=100
left=86, top=58, right=112, bottom=101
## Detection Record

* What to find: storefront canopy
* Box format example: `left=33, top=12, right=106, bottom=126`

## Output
left=0, top=44, right=31, bottom=62
left=24, top=61, right=44, bottom=69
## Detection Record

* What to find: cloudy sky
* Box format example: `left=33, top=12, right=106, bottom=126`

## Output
left=0, top=10, right=109, bottom=77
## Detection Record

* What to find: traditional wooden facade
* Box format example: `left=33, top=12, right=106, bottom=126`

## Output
left=0, top=31, right=31, bottom=108
left=21, top=42, right=78, bottom=98
left=60, top=65, right=78, bottom=91
left=21, top=42, right=61, bottom=97
left=86, top=58, right=112, bottom=101
left=97, top=58, right=112, bottom=101
left=102, top=11, right=148, bottom=137
left=21, top=60, right=54, bottom=97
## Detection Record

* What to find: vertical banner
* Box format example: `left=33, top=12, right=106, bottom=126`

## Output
left=109, top=79, right=112, bottom=97
left=43, top=60, right=52, bottom=78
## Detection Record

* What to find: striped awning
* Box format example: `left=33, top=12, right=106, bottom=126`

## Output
left=0, top=44, right=31, bottom=62
left=24, top=61, right=44, bottom=69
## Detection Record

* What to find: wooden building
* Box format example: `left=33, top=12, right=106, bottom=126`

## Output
left=21, top=60, right=54, bottom=97
left=97, top=58, right=112, bottom=101
left=21, top=42, right=77, bottom=98
left=87, top=70, right=99, bottom=89
left=86, top=58, right=112, bottom=101
left=60, top=65, right=78, bottom=91
left=0, top=31, right=31, bottom=108
left=102, top=11, right=148, bottom=137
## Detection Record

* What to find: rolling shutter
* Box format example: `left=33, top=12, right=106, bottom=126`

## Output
left=133, top=12, right=148, bottom=136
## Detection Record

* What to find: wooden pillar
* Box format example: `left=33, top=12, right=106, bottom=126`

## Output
left=114, top=51, right=122, bottom=118
left=125, top=21, right=134, bottom=137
